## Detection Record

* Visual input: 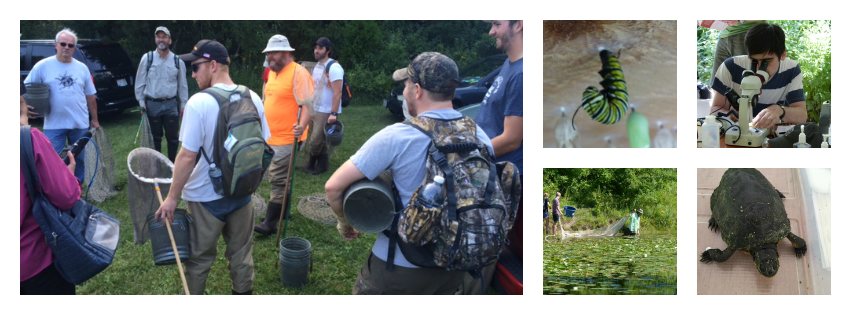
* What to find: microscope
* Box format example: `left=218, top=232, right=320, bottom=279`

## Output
left=723, top=59, right=771, bottom=147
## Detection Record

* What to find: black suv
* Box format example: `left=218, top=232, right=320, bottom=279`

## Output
left=21, top=39, right=138, bottom=116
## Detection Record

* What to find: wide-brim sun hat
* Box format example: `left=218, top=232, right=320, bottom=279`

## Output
left=263, top=34, right=295, bottom=53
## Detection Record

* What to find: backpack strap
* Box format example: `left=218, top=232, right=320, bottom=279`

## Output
left=406, top=117, right=466, bottom=221
left=324, top=59, right=337, bottom=88
left=174, top=54, right=180, bottom=100
left=146, top=51, right=154, bottom=75
left=384, top=182, right=442, bottom=271
left=20, top=126, right=40, bottom=203
left=426, top=145, right=457, bottom=221
left=383, top=185, right=405, bottom=271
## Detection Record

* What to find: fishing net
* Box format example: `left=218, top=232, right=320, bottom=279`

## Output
left=137, top=113, right=155, bottom=150
left=127, top=148, right=174, bottom=245
left=252, top=192, right=267, bottom=219
left=84, top=127, right=118, bottom=203
left=294, top=62, right=315, bottom=117
left=553, top=216, right=629, bottom=240
left=588, top=216, right=628, bottom=237
left=297, top=193, right=337, bottom=225
left=294, top=62, right=322, bottom=170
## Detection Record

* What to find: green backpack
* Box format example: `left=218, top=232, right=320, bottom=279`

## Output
left=199, top=85, right=273, bottom=198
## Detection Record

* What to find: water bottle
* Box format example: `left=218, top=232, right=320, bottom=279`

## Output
left=209, top=163, right=225, bottom=196
left=701, top=115, right=720, bottom=148
left=418, top=175, right=445, bottom=208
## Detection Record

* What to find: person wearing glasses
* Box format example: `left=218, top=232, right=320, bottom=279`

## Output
left=155, top=39, right=270, bottom=295
left=134, top=26, right=188, bottom=162
left=23, top=28, right=98, bottom=183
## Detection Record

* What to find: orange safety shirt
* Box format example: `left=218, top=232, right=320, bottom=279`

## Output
left=264, top=62, right=313, bottom=145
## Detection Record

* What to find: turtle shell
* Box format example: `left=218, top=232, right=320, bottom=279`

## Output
left=710, top=168, right=791, bottom=251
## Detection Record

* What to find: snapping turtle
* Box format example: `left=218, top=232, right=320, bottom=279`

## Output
left=700, top=168, right=807, bottom=277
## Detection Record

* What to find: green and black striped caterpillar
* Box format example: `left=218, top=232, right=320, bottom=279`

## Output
left=572, top=49, right=629, bottom=130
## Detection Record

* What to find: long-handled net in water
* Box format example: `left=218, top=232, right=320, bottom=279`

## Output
left=588, top=216, right=628, bottom=236
left=552, top=216, right=629, bottom=240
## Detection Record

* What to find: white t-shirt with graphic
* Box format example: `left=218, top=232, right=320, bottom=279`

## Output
left=24, top=56, right=96, bottom=129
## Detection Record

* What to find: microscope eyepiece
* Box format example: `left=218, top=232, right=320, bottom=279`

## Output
left=758, top=59, right=769, bottom=72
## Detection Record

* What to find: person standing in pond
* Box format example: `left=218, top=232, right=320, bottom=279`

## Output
left=544, top=192, right=550, bottom=234
left=551, top=192, right=561, bottom=235
left=621, top=208, right=642, bottom=236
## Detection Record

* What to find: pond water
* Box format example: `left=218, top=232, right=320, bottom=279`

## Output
left=543, top=234, right=677, bottom=295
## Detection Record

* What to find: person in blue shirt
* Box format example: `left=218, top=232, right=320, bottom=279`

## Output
left=476, top=20, right=523, bottom=177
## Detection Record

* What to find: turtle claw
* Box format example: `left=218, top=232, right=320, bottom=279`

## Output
left=708, top=218, right=720, bottom=233
left=794, top=245, right=807, bottom=258
left=786, top=232, right=807, bottom=258
left=700, top=250, right=715, bottom=263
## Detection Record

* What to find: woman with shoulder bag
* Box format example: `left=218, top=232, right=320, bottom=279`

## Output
left=20, top=127, right=80, bottom=295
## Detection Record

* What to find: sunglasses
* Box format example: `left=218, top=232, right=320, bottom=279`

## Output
left=191, top=60, right=211, bottom=73
left=58, top=42, right=75, bottom=48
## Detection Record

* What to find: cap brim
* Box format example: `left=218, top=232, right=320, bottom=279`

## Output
left=178, top=53, right=202, bottom=63
left=392, top=68, right=409, bottom=82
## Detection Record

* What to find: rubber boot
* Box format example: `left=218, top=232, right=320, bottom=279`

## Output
left=310, top=153, right=329, bottom=175
left=305, top=154, right=318, bottom=174
left=254, top=201, right=282, bottom=235
left=232, top=289, right=252, bottom=295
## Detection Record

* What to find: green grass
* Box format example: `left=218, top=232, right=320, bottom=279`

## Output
left=40, top=101, right=400, bottom=294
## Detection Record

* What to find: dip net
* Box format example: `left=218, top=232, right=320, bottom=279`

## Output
left=84, top=127, right=118, bottom=203
left=138, top=113, right=155, bottom=150
left=127, top=148, right=174, bottom=245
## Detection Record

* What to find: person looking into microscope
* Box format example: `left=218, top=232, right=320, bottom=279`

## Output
left=709, top=22, right=806, bottom=129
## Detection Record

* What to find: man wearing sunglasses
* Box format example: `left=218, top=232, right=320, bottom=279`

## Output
left=156, top=39, right=270, bottom=295
left=24, top=28, right=98, bottom=184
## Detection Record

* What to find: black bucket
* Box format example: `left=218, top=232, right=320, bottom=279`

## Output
left=147, top=209, right=191, bottom=266
left=279, top=237, right=311, bottom=287
left=24, top=83, right=50, bottom=116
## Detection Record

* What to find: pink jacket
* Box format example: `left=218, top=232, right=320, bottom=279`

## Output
left=20, top=128, right=80, bottom=282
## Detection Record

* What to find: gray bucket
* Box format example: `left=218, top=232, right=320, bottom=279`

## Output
left=279, top=237, right=311, bottom=287
left=147, top=209, right=191, bottom=266
left=342, top=172, right=395, bottom=234
left=24, top=83, right=50, bottom=116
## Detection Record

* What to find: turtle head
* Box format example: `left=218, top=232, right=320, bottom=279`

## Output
left=751, top=243, right=780, bottom=278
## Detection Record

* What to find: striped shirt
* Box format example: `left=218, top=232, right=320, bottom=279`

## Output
left=712, top=55, right=805, bottom=115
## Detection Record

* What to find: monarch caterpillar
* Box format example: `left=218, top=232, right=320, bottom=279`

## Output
left=572, top=49, right=629, bottom=130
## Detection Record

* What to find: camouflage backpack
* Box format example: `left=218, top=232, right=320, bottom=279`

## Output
left=386, top=115, right=521, bottom=277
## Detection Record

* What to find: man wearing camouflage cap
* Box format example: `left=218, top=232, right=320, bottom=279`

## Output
left=325, top=52, right=495, bottom=294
